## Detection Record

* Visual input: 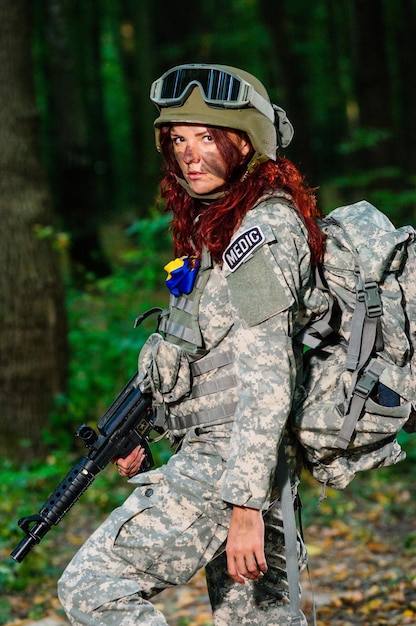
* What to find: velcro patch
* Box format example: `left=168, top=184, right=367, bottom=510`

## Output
left=222, top=226, right=265, bottom=272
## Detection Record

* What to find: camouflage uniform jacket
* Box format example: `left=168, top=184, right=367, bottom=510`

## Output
left=138, top=193, right=326, bottom=511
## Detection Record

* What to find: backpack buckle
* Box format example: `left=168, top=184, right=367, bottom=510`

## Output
left=359, top=281, right=382, bottom=318
left=354, top=368, right=380, bottom=400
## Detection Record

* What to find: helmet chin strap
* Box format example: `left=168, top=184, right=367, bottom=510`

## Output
left=246, top=152, right=271, bottom=174
left=175, top=175, right=228, bottom=201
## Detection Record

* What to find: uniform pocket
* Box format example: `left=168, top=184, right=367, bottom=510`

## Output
left=112, top=471, right=208, bottom=577
left=138, top=333, right=191, bottom=402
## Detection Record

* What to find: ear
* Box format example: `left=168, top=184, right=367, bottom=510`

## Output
left=239, top=138, right=251, bottom=157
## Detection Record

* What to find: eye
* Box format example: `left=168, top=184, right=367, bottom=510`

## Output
left=171, top=135, right=184, bottom=145
left=203, top=134, right=214, bottom=142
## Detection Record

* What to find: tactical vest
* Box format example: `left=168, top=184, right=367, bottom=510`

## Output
left=153, top=193, right=318, bottom=437
left=158, top=249, right=212, bottom=354
left=157, top=249, right=239, bottom=435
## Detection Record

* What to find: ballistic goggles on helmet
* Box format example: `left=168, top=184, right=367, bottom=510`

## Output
left=150, top=64, right=276, bottom=124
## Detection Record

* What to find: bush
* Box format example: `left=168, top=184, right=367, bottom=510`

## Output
left=45, top=211, right=172, bottom=450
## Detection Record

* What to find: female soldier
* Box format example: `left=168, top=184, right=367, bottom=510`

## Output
left=58, top=64, right=326, bottom=626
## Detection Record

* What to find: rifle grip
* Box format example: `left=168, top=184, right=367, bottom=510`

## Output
left=139, top=438, right=154, bottom=472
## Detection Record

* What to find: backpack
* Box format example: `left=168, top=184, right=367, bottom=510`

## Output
left=292, top=199, right=416, bottom=492
left=280, top=200, right=416, bottom=625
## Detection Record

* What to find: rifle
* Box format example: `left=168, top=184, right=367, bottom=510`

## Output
left=10, top=373, right=157, bottom=563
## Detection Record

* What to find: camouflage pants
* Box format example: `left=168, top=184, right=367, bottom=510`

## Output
left=58, top=427, right=308, bottom=626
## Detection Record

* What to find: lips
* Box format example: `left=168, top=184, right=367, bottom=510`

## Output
left=187, top=171, right=204, bottom=180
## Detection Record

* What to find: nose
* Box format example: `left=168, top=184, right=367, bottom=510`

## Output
left=183, top=143, right=200, bottom=164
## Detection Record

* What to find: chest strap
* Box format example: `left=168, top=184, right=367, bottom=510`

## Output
left=191, top=375, right=237, bottom=400
left=167, top=401, right=238, bottom=431
left=189, top=350, right=236, bottom=399
left=190, top=350, right=234, bottom=376
left=158, top=319, right=197, bottom=345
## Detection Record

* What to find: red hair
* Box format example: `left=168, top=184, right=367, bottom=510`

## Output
left=158, top=125, right=325, bottom=265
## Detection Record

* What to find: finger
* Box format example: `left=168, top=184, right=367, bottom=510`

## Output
left=255, top=554, right=268, bottom=574
left=245, top=547, right=267, bottom=576
left=133, top=448, right=146, bottom=469
left=116, top=460, right=131, bottom=475
left=127, top=450, right=147, bottom=477
left=118, top=446, right=143, bottom=466
left=226, top=553, right=246, bottom=585
left=243, top=554, right=263, bottom=579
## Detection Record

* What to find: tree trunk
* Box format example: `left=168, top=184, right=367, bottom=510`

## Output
left=42, top=0, right=112, bottom=277
left=0, top=0, right=68, bottom=460
left=351, top=0, right=395, bottom=169
left=257, top=0, right=319, bottom=186
left=120, top=0, right=159, bottom=214
left=390, top=0, right=416, bottom=201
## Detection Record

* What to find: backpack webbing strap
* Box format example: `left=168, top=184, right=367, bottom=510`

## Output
left=345, top=297, right=370, bottom=370
left=334, top=359, right=386, bottom=449
left=297, top=266, right=335, bottom=349
left=277, top=450, right=303, bottom=626
left=299, top=314, right=334, bottom=350
left=335, top=270, right=384, bottom=449
left=346, top=270, right=382, bottom=371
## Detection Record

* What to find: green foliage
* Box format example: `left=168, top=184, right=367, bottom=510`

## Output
left=1, top=454, right=133, bottom=602
left=1, top=211, right=172, bottom=603
left=338, top=127, right=393, bottom=154
left=1, top=455, right=69, bottom=599
left=0, top=597, right=12, bottom=626
left=45, top=212, right=172, bottom=445
left=326, top=166, right=416, bottom=224
left=100, top=13, right=137, bottom=211
left=0, top=212, right=176, bottom=601
left=323, top=126, right=416, bottom=223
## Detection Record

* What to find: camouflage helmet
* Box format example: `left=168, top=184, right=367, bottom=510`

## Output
left=150, top=64, right=294, bottom=171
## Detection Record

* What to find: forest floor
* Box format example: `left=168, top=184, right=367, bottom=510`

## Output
left=3, top=470, right=416, bottom=626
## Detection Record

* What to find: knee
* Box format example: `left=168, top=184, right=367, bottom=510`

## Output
left=57, top=555, right=100, bottom=615
left=58, top=561, right=143, bottom=617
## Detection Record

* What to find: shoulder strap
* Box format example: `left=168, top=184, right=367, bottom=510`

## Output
left=277, top=450, right=317, bottom=626
left=277, top=450, right=303, bottom=625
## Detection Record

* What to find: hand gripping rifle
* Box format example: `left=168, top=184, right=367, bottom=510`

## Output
left=10, top=373, right=157, bottom=563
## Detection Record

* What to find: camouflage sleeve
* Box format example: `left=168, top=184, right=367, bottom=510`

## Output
left=220, top=201, right=312, bottom=510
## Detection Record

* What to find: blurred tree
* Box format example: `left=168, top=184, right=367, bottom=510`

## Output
left=258, top=0, right=317, bottom=184
left=351, top=0, right=395, bottom=169
left=0, top=0, right=68, bottom=460
left=258, top=0, right=351, bottom=188
left=35, top=0, right=112, bottom=277
left=385, top=0, right=416, bottom=222
left=69, top=0, right=116, bottom=217
left=336, top=0, right=416, bottom=221
left=118, top=0, right=159, bottom=214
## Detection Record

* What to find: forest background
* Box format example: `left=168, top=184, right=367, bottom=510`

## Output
left=1, top=0, right=416, bottom=624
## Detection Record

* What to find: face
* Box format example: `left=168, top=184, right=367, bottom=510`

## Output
left=170, top=125, right=250, bottom=195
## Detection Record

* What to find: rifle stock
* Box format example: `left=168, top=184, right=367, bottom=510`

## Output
left=10, top=374, right=155, bottom=563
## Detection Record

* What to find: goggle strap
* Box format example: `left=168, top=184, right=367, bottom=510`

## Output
left=244, top=88, right=275, bottom=123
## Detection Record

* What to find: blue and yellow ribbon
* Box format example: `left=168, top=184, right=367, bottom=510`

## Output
left=164, top=256, right=200, bottom=296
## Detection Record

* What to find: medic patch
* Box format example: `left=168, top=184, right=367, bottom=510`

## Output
left=222, top=226, right=266, bottom=272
